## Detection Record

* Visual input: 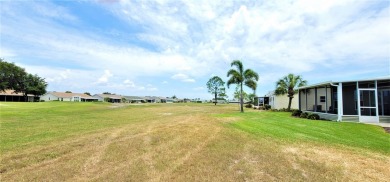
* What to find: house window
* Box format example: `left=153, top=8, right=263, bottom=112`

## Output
left=320, top=96, right=325, bottom=102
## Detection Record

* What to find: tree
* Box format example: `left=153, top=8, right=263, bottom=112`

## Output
left=84, top=92, right=91, bottom=96
left=247, top=93, right=256, bottom=104
left=0, top=58, right=27, bottom=92
left=227, top=60, right=259, bottom=112
left=0, top=59, right=47, bottom=99
left=23, top=74, right=47, bottom=97
left=206, top=76, right=226, bottom=105
left=103, top=92, right=111, bottom=94
left=172, top=95, right=177, bottom=99
left=65, top=91, right=72, bottom=93
left=275, top=73, right=307, bottom=111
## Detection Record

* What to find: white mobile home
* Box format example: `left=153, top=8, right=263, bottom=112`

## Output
left=40, top=92, right=98, bottom=102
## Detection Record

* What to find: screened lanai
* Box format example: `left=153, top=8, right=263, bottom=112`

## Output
left=298, top=77, right=390, bottom=123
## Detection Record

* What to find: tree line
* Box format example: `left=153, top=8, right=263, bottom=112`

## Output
left=206, top=60, right=307, bottom=112
left=0, top=58, right=47, bottom=99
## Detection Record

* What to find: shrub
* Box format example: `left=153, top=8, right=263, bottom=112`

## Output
left=40, top=100, right=45, bottom=102
left=307, top=113, right=320, bottom=120
left=269, top=109, right=278, bottom=112
left=300, top=112, right=308, bottom=118
left=264, top=104, right=271, bottom=110
left=245, top=103, right=253, bottom=108
left=291, top=110, right=302, bottom=117
left=279, top=108, right=288, bottom=112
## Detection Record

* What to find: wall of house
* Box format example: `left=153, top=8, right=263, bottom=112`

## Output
left=40, top=94, right=59, bottom=101
left=92, top=95, right=104, bottom=101
left=300, top=87, right=333, bottom=112
left=271, top=94, right=298, bottom=109
left=267, top=94, right=299, bottom=109
left=315, top=87, right=332, bottom=112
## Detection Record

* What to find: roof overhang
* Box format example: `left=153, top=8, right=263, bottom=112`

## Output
left=298, top=76, right=390, bottom=90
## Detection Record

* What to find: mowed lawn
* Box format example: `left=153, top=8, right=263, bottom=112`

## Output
left=1, top=102, right=389, bottom=181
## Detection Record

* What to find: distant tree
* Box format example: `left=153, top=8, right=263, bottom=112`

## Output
left=172, top=95, right=177, bottom=99
left=23, top=74, right=47, bottom=97
left=206, top=76, right=226, bottom=105
left=275, top=73, right=307, bottom=111
left=65, top=91, right=72, bottom=93
left=247, top=93, right=256, bottom=104
left=227, top=60, right=259, bottom=112
left=103, top=92, right=111, bottom=94
left=84, top=92, right=91, bottom=96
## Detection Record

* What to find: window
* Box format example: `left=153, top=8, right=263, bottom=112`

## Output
left=320, top=96, right=325, bottom=102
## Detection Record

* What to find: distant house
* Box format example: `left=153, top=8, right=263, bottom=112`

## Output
left=161, top=97, right=174, bottom=103
left=212, top=98, right=228, bottom=104
left=40, top=92, right=98, bottom=102
left=93, top=94, right=122, bottom=103
left=0, top=90, right=35, bottom=102
left=298, top=76, right=389, bottom=123
left=264, top=91, right=298, bottom=109
left=123, top=96, right=145, bottom=103
left=144, top=96, right=162, bottom=103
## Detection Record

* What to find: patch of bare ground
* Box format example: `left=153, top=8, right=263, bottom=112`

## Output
left=384, top=127, right=390, bottom=134
left=283, top=144, right=390, bottom=181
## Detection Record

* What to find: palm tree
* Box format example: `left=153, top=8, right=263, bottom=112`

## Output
left=227, top=60, right=259, bottom=112
left=275, top=73, right=307, bottom=111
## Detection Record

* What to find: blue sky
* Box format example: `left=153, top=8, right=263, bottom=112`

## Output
left=1, top=0, right=389, bottom=99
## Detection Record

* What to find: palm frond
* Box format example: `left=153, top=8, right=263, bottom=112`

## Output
left=244, top=80, right=257, bottom=91
left=244, top=69, right=259, bottom=81
left=230, top=60, right=243, bottom=74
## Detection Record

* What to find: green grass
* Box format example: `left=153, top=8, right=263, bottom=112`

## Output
left=1, top=102, right=389, bottom=181
left=0, top=102, right=157, bottom=152
left=218, top=111, right=390, bottom=154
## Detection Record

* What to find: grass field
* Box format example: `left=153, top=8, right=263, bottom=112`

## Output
left=1, top=102, right=389, bottom=181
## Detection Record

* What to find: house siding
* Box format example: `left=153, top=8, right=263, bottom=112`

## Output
left=268, top=94, right=298, bottom=110
left=379, top=116, right=390, bottom=123
left=40, top=93, right=59, bottom=101
left=342, top=116, right=359, bottom=122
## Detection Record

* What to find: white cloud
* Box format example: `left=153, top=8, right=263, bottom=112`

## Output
left=97, top=70, right=113, bottom=84
left=162, top=81, right=168, bottom=84
left=171, top=73, right=196, bottom=83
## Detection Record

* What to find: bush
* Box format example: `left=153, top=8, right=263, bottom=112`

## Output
left=40, top=100, right=45, bottom=102
left=291, top=110, right=302, bottom=117
left=300, top=112, right=308, bottom=118
left=245, top=103, right=253, bottom=108
left=279, top=108, right=289, bottom=112
left=264, top=104, right=271, bottom=110
left=270, top=109, right=278, bottom=112
left=307, top=113, right=320, bottom=120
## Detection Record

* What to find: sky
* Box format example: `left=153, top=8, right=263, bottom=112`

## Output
left=1, top=0, right=389, bottom=100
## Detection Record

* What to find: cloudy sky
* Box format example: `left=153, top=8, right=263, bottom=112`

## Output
left=1, top=0, right=389, bottom=99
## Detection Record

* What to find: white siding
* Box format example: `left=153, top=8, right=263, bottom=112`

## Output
left=40, top=93, right=59, bottom=101
left=269, top=94, right=298, bottom=110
